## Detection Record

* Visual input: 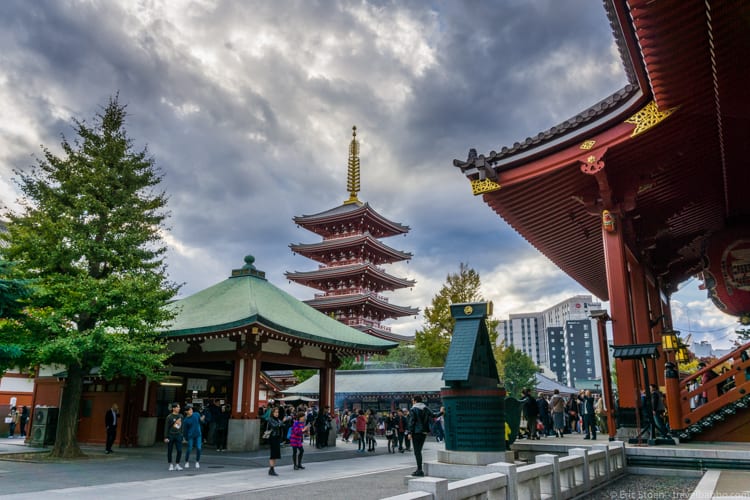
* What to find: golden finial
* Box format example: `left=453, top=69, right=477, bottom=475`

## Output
left=344, top=125, right=361, bottom=205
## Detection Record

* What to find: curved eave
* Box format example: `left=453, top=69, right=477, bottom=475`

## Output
left=289, top=235, right=412, bottom=263
left=293, top=203, right=409, bottom=237
left=163, top=314, right=395, bottom=352
left=354, top=325, right=416, bottom=343
left=305, top=294, right=419, bottom=317
left=161, top=274, right=396, bottom=351
left=285, top=264, right=416, bottom=290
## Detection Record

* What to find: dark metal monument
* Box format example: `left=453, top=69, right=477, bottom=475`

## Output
left=441, top=302, right=506, bottom=453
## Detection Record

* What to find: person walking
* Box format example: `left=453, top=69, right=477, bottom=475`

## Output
left=403, top=408, right=413, bottom=451
left=566, top=394, right=580, bottom=434
left=19, top=406, right=29, bottom=439
left=214, top=404, right=230, bottom=451
left=395, top=408, right=408, bottom=452
left=104, top=403, right=119, bottom=453
left=182, top=404, right=203, bottom=469
left=578, top=389, right=596, bottom=440
left=7, top=406, right=18, bottom=438
left=594, top=394, right=608, bottom=435
left=315, top=406, right=332, bottom=448
left=290, top=411, right=309, bottom=470
left=266, top=406, right=283, bottom=476
left=164, top=402, right=184, bottom=471
left=355, top=409, right=367, bottom=452
left=341, top=410, right=351, bottom=443
left=432, top=407, right=445, bottom=442
left=550, top=389, right=566, bottom=438
left=650, top=384, right=670, bottom=437
left=521, top=388, right=539, bottom=440
left=366, top=408, right=377, bottom=452
left=407, top=396, right=434, bottom=477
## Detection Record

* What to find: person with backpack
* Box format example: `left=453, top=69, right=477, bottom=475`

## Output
left=407, top=396, right=434, bottom=477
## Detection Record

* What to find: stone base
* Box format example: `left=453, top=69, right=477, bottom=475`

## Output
left=437, top=449, right=514, bottom=466
left=227, top=418, right=260, bottom=452
left=137, top=417, right=157, bottom=447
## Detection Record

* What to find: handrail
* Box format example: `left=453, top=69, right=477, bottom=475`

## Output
left=676, top=342, right=750, bottom=429
left=680, top=340, right=750, bottom=388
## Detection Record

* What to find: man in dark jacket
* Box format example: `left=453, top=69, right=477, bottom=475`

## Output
left=407, top=396, right=434, bottom=477
left=521, top=388, right=539, bottom=440
left=104, top=403, right=119, bottom=454
left=578, top=390, right=596, bottom=440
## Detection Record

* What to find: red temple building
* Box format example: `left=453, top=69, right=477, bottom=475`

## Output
left=287, top=127, right=418, bottom=343
left=455, top=0, right=750, bottom=443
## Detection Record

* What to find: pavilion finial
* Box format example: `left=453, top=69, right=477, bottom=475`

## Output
left=343, top=126, right=361, bottom=205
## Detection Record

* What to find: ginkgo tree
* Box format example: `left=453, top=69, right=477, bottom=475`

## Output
left=414, top=263, right=499, bottom=367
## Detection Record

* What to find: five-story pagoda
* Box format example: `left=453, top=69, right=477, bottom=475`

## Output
left=286, top=127, right=417, bottom=342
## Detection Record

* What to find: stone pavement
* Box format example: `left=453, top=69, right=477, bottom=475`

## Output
left=0, top=435, right=430, bottom=499
left=1, top=433, right=748, bottom=499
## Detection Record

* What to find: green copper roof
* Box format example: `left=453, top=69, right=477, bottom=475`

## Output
left=163, top=255, right=397, bottom=351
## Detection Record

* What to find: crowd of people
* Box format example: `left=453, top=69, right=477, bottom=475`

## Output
left=257, top=397, right=445, bottom=477
left=520, top=388, right=611, bottom=440
left=157, top=399, right=231, bottom=471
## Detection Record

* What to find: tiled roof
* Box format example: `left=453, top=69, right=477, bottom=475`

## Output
left=284, top=368, right=577, bottom=395
left=162, top=257, right=397, bottom=351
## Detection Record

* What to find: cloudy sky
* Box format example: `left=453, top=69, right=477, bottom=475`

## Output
left=0, top=0, right=740, bottom=349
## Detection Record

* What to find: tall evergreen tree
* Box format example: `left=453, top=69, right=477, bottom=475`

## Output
left=0, top=96, right=179, bottom=458
left=0, top=260, right=33, bottom=372
left=414, top=263, right=499, bottom=367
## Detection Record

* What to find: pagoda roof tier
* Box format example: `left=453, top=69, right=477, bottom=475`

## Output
left=293, top=202, right=409, bottom=239
left=305, top=293, right=419, bottom=320
left=285, top=263, right=416, bottom=293
left=353, top=325, right=416, bottom=343
left=290, top=233, right=412, bottom=265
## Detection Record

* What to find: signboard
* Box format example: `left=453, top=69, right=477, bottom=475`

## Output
left=186, top=378, right=208, bottom=392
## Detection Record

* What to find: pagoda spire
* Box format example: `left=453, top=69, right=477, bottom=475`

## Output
left=344, top=126, right=361, bottom=205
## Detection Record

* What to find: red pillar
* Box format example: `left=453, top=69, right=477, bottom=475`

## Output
left=602, top=213, right=639, bottom=410
left=627, top=251, right=659, bottom=386
left=595, top=314, right=617, bottom=440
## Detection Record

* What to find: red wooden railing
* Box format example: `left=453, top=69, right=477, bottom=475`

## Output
left=675, top=341, right=750, bottom=430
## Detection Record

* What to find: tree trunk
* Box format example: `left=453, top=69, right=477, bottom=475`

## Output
left=51, top=364, right=85, bottom=458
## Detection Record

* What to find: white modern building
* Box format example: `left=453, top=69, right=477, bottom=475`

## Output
left=499, top=295, right=603, bottom=388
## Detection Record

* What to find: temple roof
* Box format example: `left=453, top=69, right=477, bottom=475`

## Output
left=354, top=324, right=416, bottom=343
left=304, top=292, right=419, bottom=319
left=290, top=233, right=412, bottom=264
left=162, top=256, right=397, bottom=352
left=284, top=368, right=577, bottom=396
left=293, top=202, right=409, bottom=239
left=285, top=263, right=416, bottom=292
left=453, top=0, right=750, bottom=299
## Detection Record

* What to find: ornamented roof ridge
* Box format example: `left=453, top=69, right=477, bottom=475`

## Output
left=344, top=126, right=361, bottom=205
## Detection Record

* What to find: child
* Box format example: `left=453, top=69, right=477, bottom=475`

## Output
left=290, top=411, right=309, bottom=470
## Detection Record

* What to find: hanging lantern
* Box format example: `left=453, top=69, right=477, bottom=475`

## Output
left=602, top=210, right=616, bottom=232
left=702, top=226, right=750, bottom=319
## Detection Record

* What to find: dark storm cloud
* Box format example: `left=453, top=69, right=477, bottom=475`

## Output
left=3, top=0, right=684, bottom=335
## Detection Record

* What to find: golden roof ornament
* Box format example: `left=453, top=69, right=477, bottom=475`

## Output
left=344, top=126, right=361, bottom=205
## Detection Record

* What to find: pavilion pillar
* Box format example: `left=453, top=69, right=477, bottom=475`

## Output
left=627, top=250, right=659, bottom=387
left=601, top=212, right=639, bottom=412
left=232, top=356, right=257, bottom=419
left=319, top=364, right=335, bottom=410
